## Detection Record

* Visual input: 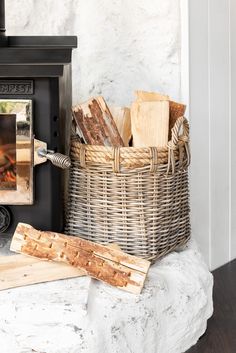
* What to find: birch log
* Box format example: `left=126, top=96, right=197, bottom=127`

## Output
left=72, top=96, right=124, bottom=147
left=11, top=223, right=150, bottom=294
left=109, top=106, right=131, bottom=146
left=131, top=100, right=169, bottom=147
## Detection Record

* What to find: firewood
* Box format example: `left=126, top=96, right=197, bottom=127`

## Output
left=10, top=223, right=150, bottom=294
left=72, top=96, right=124, bottom=147
left=134, top=91, right=186, bottom=141
left=135, top=90, right=169, bottom=102
left=169, top=101, right=186, bottom=139
left=0, top=254, right=85, bottom=291
left=109, top=106, right=131, bottom=146
left=131, top=100, right=169, bottom=147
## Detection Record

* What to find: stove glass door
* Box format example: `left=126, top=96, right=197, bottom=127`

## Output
left=0, top=100, right=33, bottom=205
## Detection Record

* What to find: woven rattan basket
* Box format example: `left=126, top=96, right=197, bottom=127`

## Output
left=65, top=116, right=191, bottom=262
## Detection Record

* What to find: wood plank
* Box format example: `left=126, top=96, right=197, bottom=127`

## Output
left=109, top=106, right=131, bottom=147
left=72, top=96, right=125, bottom=147
left=10, top=223, right=151, bottom=294
left=0, top=254, right=85, bottom=291
left=131, top=101, right=169, bottom=147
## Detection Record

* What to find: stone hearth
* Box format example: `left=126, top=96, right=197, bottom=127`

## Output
left=0, top=239, right=213, bottom=353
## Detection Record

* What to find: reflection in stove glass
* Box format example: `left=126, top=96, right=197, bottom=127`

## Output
left=0, top=114, right=16, bottom=190
left=0, top=99, right=33, bottom=205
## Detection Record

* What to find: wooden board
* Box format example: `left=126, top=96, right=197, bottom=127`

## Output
left=0, top=254, right=85, bottom=291
left=72, top=96, right=125, bottom=147
left=109, top=106, right=131, bottom=146
left=11, top=223, right=151, bottom=294
left=131, top=101, right=169, bottom=147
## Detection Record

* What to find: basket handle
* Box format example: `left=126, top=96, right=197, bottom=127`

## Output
left=167, top=116, right=190, bottom=174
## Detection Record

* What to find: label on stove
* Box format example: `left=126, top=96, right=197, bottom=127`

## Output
left=0, top=80, right=34, bottom=95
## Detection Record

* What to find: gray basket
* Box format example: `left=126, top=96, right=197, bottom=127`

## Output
left=65, top=116, right=191, bottom=262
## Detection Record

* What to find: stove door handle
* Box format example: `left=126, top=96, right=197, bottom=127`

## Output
left=34, top=139, right=71, bottom=169
left=44, top=151, right=71, bottom=169
left=37, top=149, right=71, bottom=169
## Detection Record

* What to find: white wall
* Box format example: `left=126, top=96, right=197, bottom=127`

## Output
left=6, top=0, right=182, bottom=106
left=189, top=0, right=236, bottom=270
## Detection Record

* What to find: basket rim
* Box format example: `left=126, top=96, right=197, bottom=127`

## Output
left=70, top=116, right=190, bottom=173
left=71, top=116, right=189, bottom=150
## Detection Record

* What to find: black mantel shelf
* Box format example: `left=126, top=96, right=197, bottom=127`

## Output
left=7, top=36, right=77, bottom=48
left=0, top=0, right=77, bottom=236
left=0, top=36, right=77, bottom=77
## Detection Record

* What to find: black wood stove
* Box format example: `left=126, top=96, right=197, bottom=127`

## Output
left=0, top=0, right=77, bottom=244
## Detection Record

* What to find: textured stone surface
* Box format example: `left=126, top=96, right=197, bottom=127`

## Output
left=6, top=0, right=181, bottom=106
left=0, top=240, right=213, bottom=353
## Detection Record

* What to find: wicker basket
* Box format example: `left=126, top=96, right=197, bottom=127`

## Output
left=65, top=116, right=191, bottom=262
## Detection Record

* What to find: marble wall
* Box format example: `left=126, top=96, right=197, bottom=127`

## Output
left=6, top=0, right=182, bottom=105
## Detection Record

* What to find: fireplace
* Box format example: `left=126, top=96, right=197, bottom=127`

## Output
left=0, top=0, right=77, bottom=238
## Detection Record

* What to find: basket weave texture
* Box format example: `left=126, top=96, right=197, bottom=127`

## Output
left=65, top=116, right=191, bottom=262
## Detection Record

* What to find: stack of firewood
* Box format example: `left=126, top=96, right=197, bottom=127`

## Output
left=72, top=91, right=186, bottom=148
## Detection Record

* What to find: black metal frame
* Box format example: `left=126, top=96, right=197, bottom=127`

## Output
left=0, top=0, right=77, bottom=239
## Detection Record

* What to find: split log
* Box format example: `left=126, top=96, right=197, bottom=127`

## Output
left=109, top=106, right=131, bottom=146
left=72, top=96, right=124, bottom=147
left=134, top=91, right=186, bottom=141
left=131, top=100, right=169, bottom=147
left=0, top=254, right=85, bottom=291
left=11, top=223, right=150, bottom=294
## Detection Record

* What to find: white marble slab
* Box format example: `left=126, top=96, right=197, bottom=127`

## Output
left=0, top=239, right=213, bottom=353
left=6, top=0, right=182, bottom=106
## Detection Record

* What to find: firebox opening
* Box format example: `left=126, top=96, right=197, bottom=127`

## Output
left=0, top=114, right=17, bottom=190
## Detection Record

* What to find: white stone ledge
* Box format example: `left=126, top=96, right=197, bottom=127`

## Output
left=0, top=239, right=213, bottom=353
